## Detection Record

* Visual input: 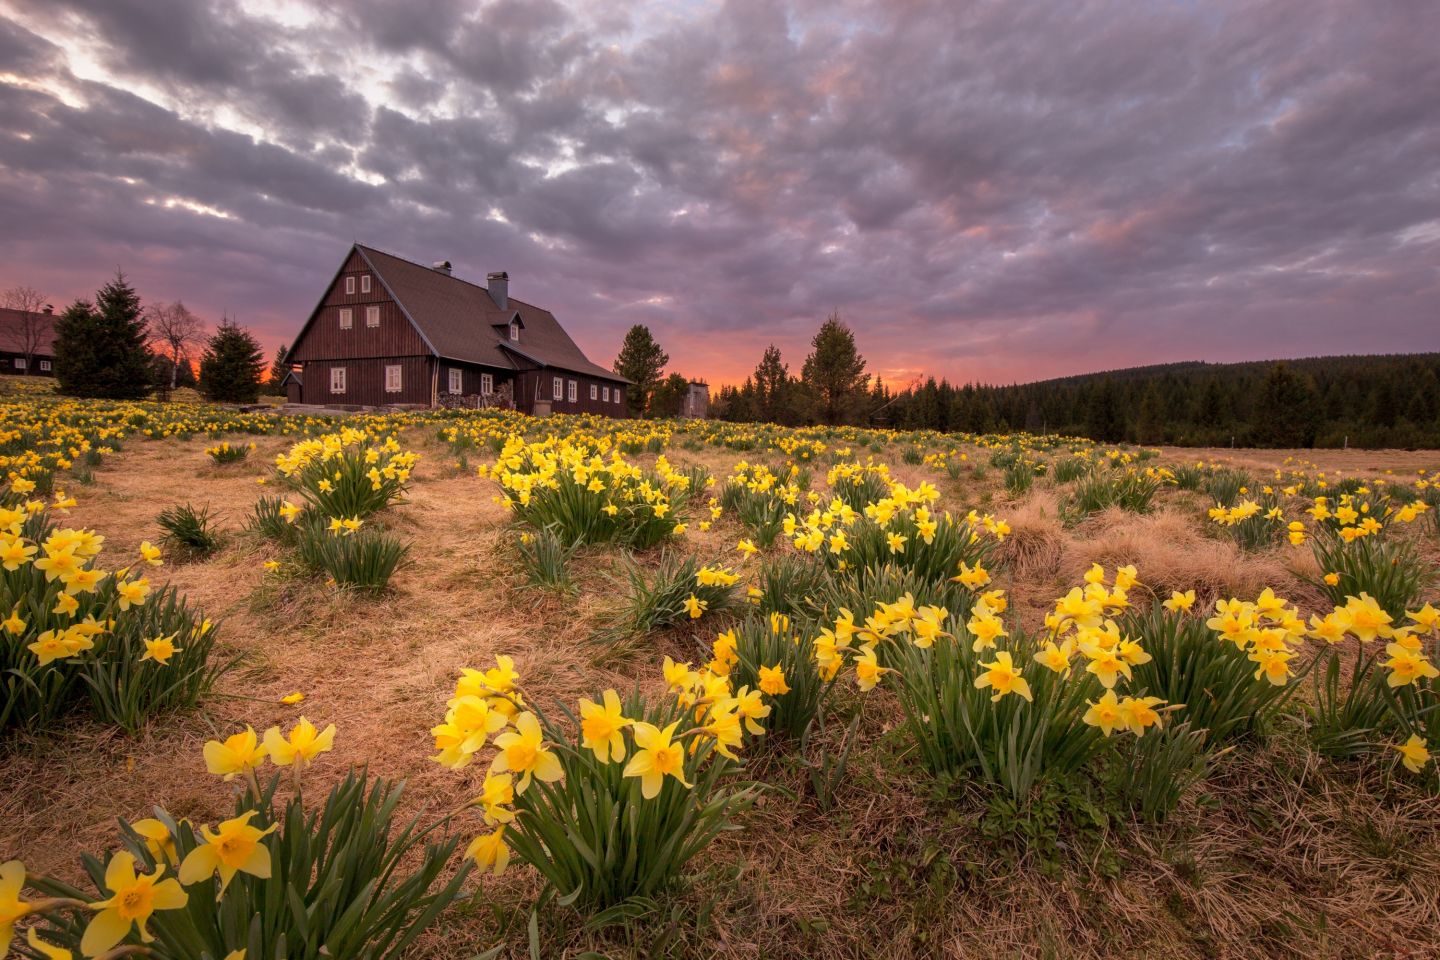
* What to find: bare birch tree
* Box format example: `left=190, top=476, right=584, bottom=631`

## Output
left=147, top=300, right=205, bottom=388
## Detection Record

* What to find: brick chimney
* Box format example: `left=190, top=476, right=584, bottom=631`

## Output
left=487, top=271, right=509, bottom=311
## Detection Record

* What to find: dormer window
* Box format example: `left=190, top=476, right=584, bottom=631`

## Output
left=509, top=319, right=519, bottom=342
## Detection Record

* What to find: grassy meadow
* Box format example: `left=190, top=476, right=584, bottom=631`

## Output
left=2, top=376, right=1439, bottom=960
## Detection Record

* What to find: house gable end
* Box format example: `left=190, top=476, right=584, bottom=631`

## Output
left=286, top=247, right=356, bottom=361
left=289, top=245, right=438, bottom=362
left=354, top=246, right=441, bottom=358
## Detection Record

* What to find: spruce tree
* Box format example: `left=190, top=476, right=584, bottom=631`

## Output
left=199, top=318, right=265, bottom=403
left=53, top=300, right=99, bottom=397
left=800, top=312, right=870, bottom=425
left=612, top=325, right=669, bottom=417
left=54, top=273, right=154, bottom=399
left=753, top=345, right=792, bottom=425
left=267, top=344, right=290, bottom=395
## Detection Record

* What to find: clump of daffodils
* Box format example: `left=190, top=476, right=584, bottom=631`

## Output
left=274, top=428, right=417, bottom=521
left=486, top=437, right=694, bottom=549
left=430, top=654, right=763, bottom=903
left=2, top=487, right=221, bottom=738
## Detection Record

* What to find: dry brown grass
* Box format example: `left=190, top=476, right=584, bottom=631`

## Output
left=3, top=430, right=1439, bottom=960
left=1062, top=504, right=1302, bottom=610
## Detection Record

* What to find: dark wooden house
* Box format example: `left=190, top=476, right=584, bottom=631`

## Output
left=0, top=305, right=57, bottom=376
left=286, top=244, right=631, bottom=414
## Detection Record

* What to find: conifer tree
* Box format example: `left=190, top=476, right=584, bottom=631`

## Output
left=753, top=345, right=792, bottom=425
left=53, top=272, right=153, bottom=399
left=199, top=318, right=265, bottom=403
left=267, top=344, right=290, bottom=395
left=801, top=312, right=870, bottom=425
left=613, top=325, right=669, bottom=417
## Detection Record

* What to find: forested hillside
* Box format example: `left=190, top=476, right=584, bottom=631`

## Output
left=715, top=353, right=1440, bottom=448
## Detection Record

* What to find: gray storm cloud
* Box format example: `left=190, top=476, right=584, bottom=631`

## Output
left=0, top=0, right=1436, bottom=383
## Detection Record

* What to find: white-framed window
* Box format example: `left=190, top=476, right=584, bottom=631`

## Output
left=567, top=380, right=577, bottom=402
left=344, top=276, right=355, bottom=295
left=448, top=368, right=462, bottom=394
left=14, top=358, right=25, bottom=370
left=615, top=388, right=622, bottom=404
left=481, top=373, right=493, bottom=394
left=384, top=364, right=402, bottom=392
left=39, top=360, right=51, bottom=371
left=365, top=305, right=380, bottom=328
left=361, top=274, right=371, bottom=294
left=330, top=367, right=347, bottom=394
left=552, top=376, right=563, bottom=401
left=590, top=384, right=598, bottom=400
left=603, top=386, right=610, bottom=402
left=339, top=307, right=353, bottom=329
left=509, top=320, right=519, bottom=342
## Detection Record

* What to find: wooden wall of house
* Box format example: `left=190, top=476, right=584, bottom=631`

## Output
left=438, top=362, right=513, bottom=399
left=290, top=250, right=429, bottom=361
left=1, top=351, right=55, bottom=376
left=301, top=357, right=432, bottom=407
left=515, top=370, right=629, bottom=417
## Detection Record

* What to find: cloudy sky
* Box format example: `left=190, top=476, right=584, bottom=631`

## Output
left=1, top=0, right=1437, bottom=387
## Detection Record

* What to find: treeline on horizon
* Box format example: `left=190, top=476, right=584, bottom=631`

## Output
left=710, top=337, right=1440, bottom=449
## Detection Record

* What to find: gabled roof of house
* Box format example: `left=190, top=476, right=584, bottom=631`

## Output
left=352, top=244, right=629, bottom=383
left=0, top=307, right=59, bottom=354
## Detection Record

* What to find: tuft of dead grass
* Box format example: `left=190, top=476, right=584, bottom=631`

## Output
left=994, top=490, right=1067, bottom=582
left=1062, top=505, right=1303, bottom=610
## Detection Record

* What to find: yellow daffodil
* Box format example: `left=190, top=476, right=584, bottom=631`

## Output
left=1162, top=590, right=1196, bottom=613
left=115, top=577, right=151, bottom=611
left=203, top=726, right=268, bottom=781
left=130, top=819, right=177, bottom=864
left=81, top=852, right=188, bottom=956
left=138, top=541, right=163, bottom=566
left=26, top=927, right=71, bottom=960
left=263, top=717, right=336, bottom=767
left=1393, top=734, right=1431, bottom=774
left=579, top=689, right=632, bottom=762
left=178, top=811, right=277, bottom=894
left=623, top=720, right=691, bottom=798
left=1, top=606, right=24, bottom=635
left=1382, top=643, right=1439, bottom=688
left=683, top=595, right=708, bottom=619
left=465, top=827, right=510, bottom=875
left=140, top=634, right=181, bottom=666
left=853, top=646, right=890, bottom=691
left=2, top=861, right=35, bottom=956
left=1083, top=689, right=1124, bottom=736
left=490, top=712, right=562, bottom=792
left=975, top=651, right=1032, bottom=702
left=757, top=664, right=790, bottom=696
left=473, top=773, right=516, bottom=824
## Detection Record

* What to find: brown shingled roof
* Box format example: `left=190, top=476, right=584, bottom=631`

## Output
left=355, top=244, right=629, bottom=383
left=0, top=307, right=58, bottom=354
